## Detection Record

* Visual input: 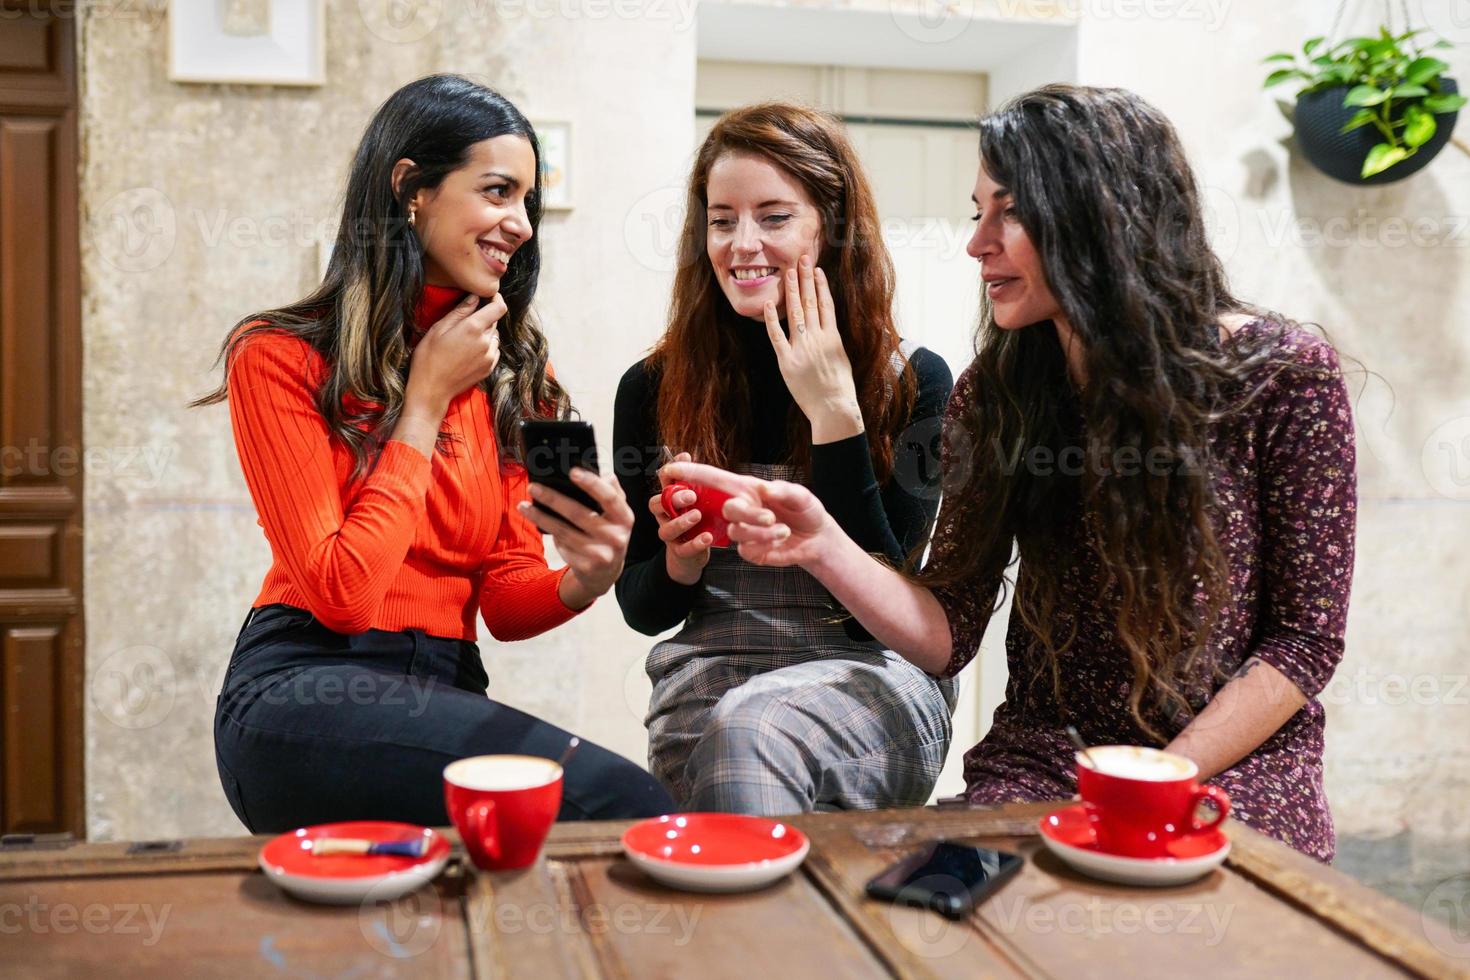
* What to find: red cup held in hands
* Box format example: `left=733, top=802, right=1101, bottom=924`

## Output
left=1075, top=745, right=1230, bottom=859
left=661, top=481, right=734, bottom=549
left=443, top=755, right=563, bottom=871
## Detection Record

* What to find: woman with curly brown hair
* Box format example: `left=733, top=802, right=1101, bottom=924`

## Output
left=665, top=85, right=1357, bottom=860
left=613, top=102, right=957, bottom=814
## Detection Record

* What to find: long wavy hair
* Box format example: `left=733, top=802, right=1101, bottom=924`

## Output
left=918, top=84, right=1300, bottom=739
left=192, top=74, right=570, bottom=475
left=646, top=102, right=915, bottom=483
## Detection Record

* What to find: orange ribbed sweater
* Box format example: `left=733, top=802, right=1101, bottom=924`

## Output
left=227, top=284, right=578, bottom=641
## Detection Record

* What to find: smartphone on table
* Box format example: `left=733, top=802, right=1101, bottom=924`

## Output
left=517, top=420, right=602, bottom=526
left=865, top=840, right=1024, bottom=920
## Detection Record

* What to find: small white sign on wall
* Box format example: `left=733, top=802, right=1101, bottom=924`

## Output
left=534, top=121, right=573, bottom=211
left=169, top=0, right=326, bottom=87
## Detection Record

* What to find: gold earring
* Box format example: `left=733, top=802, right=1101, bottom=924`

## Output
left=408, top=207, right=417, bottom=229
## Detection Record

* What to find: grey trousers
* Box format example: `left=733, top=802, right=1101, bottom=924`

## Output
left=647, top=648, right=955, bottom=815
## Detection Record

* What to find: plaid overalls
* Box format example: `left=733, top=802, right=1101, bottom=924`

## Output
left=644, top=462, right=958, bottom=814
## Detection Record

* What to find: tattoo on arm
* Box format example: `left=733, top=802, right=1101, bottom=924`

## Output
left=1233, top=656, right=1264, bottom=680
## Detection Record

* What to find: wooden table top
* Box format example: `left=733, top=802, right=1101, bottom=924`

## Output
left=1, top=801, right=1464, bottom=979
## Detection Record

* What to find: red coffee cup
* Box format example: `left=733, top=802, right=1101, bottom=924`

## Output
left=1075, top=745, right=1230, bottom=859
left=660, top=481, right=733, bottom=548
left=443, top=755, right=562, bottom=871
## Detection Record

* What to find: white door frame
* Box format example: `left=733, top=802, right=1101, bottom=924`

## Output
left=696, top=1, right=1080, bottom=105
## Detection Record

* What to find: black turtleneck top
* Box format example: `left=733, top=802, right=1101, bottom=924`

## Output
left=611, top=324, right=954, bottom=639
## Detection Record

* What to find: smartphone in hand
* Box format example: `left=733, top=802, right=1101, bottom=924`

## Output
left=517, top=420, right=602, bottom=523
left=865, top=841, right=1024, bottom=920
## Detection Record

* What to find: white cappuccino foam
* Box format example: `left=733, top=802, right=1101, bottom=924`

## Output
left=1078, top=746, right=1195, bottom=781
left=445, top=755, right=561, bottom=792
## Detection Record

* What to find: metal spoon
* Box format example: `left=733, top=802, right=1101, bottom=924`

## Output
left=557, top=736, right=581, bottom=770
left=1065, top=725, right=1100, bottom=771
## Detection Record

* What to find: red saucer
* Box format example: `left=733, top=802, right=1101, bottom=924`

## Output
left=623, top=812, right=807, bottom=865
left=258, top=821, right=450, bottom=905
left=1039, top=803, right=1227, bottom=859
left=621, top=813, right=810, bottom=892
left=1038, top=804, right=1231, bottom=887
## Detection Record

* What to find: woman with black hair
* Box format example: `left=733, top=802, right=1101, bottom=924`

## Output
left=198, top=74, right=673, bottom=832
left=663, top=84, right=1357, bottom=861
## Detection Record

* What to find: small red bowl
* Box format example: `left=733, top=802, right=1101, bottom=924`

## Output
left=621, top=813, right=809, bottom=892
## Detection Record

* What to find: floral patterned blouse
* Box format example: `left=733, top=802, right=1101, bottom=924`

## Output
left=929, top=321, right=1357, bottom=862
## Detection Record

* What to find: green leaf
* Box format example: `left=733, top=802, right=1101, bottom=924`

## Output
left=1340, top=108, right=1379, bottom=133
left=1303, top=36, right=1326, bottom=57
left=1403, top=106, right=1437, bottom=147
left=1344, top=84, right=1389, bottom=106
left=1263, top=52, right=1297, bottom=63
left=1432, top=39, right=1454, bottom=49
left=1404, top=56, right=1449, bottom=86
left=1264, top=68, right=1306, bottom=88
left=1423, top=93, right=1468, bottom=113
left=1361, top=142, right=1410, bottom=178
left=1392, top=84, right=1430, bottom=98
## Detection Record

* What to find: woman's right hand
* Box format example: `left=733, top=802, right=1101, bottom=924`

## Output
left=651, top=452, right=713, bottom=585
left=405, top=291, right=507, bottom=416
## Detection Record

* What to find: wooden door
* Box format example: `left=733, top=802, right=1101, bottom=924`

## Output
left=0, top=4, right=85, bottom=837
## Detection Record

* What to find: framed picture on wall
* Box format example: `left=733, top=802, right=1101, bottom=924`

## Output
left=535, top=121, right=573, bottom=211
left=169, top=0, right=326, bottom=87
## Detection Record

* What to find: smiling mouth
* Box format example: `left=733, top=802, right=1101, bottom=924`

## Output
left=731, top=266, right=777, bottom=286
left=479, top=241, right=511, bottom=268
left=985, top=276, right=1019, bottom=294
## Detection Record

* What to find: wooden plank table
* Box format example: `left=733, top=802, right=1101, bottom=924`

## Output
left=1, top=802, right=1464, bottom=979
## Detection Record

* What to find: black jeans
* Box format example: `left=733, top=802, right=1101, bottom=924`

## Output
left=214, top=604, right=674, bottom=833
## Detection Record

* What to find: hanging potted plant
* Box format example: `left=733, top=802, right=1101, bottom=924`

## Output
left=1264, top=27, right=1465, bottom=184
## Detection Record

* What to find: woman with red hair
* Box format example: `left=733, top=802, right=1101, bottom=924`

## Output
left=613, top=103, right=956, bottom=814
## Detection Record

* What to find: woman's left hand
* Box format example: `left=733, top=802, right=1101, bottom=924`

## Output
left=519, top=468, right=634, bottom=610
left=657, top=460, right=839, bottom=570
left=763, top=255, right=865, bottom=444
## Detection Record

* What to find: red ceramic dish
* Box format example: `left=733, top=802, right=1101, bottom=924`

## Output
left=1040, top=803, right=1226, bottom=859
left=1038, top=803, right=1230, bottom=887
left=621, top=813, right=810, bottom=892
left=258, top=821, right=450, bottom=904
left=623, top=812, right=807, bottom=865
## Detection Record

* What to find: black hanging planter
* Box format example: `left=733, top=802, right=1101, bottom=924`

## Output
left=1293, top=78, right=1459, bottom=185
